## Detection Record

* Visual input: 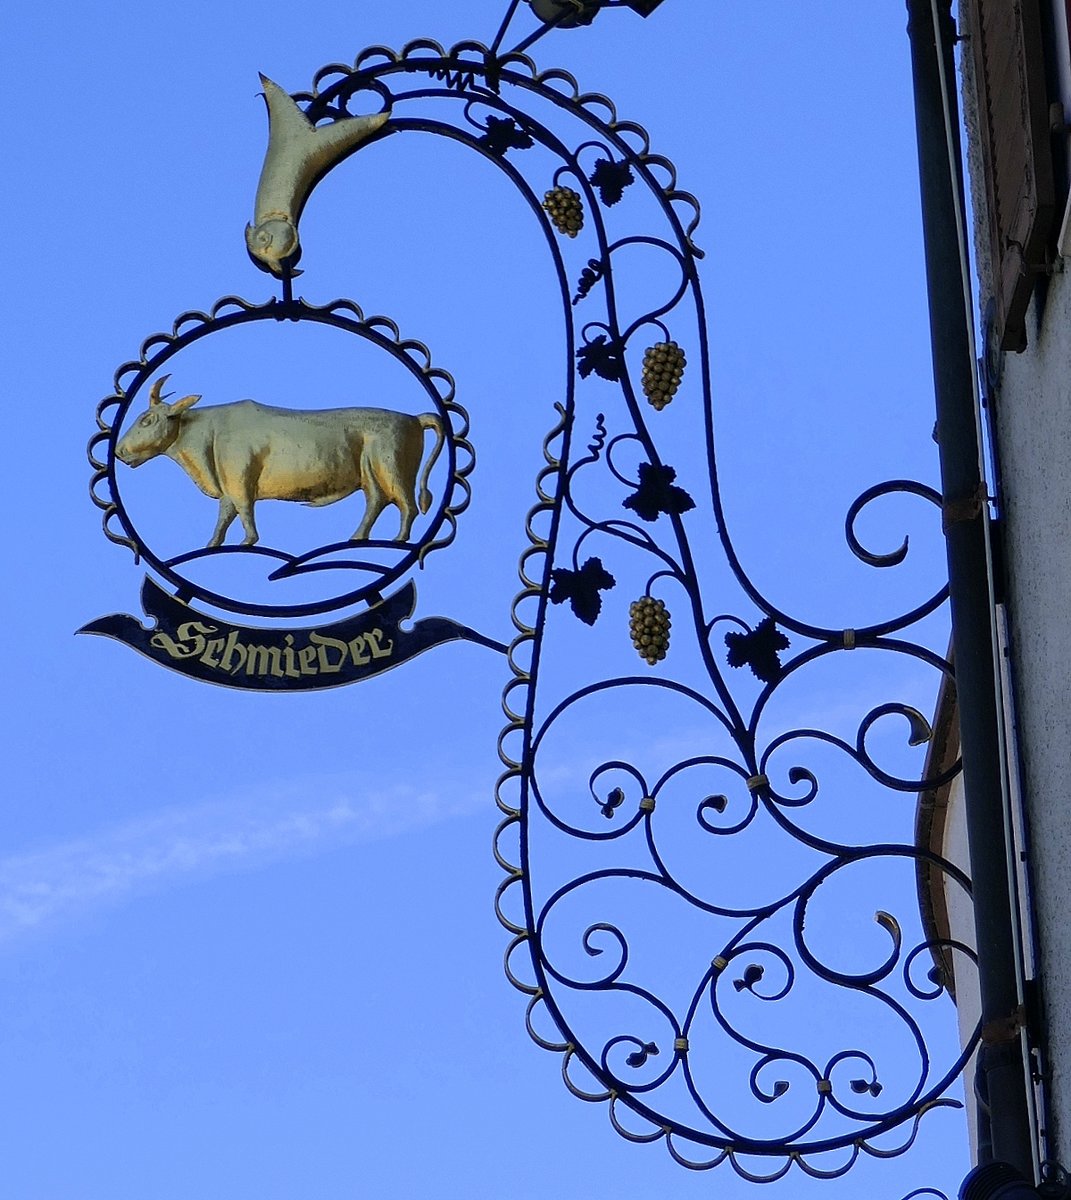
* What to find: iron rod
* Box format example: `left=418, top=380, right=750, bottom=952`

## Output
left=904, top=0, right=1034, bottom=1178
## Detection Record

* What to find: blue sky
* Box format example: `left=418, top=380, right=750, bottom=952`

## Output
left=2, top=3, right=970, bottom=1197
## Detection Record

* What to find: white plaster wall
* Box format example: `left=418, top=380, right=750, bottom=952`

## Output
left=957, top=9, right=1071, bottom=1158
left=989, top=271, right=1071, bottom=1162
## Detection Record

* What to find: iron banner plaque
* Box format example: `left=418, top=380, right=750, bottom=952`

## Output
left=81, top=577, right=503, bottom=690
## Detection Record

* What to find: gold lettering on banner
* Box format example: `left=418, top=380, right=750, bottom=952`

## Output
left=149, top=618, right=397, bottom=679
left=201, top=637, right=226, bottom=669
left=281, top=634, right=302, bottom=680
left=219, top=630, right=247, bottom=673
left=366, top=628, right=394, bottom=658
left=348, top=634, right=371, bottom=666
left=151, top=621, right=215, bottom=660
left=246, top=644, right=285, bottom=678
left=310, top=632, right=348, bottom=673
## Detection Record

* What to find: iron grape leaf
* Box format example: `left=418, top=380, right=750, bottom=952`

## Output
left=478, top=116, right=533, bottom=156
left=576, top=334, right=625, bottom=382
left=622, top=462, right=696, bottom=522
left=588, top=157, right=635, bottom=207
left=549, top=555, right=616, bottom=625
left=724, top=617, right=790, bottom=683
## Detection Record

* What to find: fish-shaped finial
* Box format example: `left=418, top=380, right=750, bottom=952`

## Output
left=246, top=74, right=390, bottom=277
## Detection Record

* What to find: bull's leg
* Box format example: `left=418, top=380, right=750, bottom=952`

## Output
left=208, top=498, right=238, bottom=548
left=235, top=499, right=259, bottom=546
left=351, top=479, right=387, bottom=540
left=374, top=446, right=420, bottom=543
left=230, top=467, right=261, bottom=546
left=395, top=497, right=417, bottom=542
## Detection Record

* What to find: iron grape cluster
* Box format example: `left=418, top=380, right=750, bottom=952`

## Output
left=641, top=341, right=686, bottom=410
left=543, top=186, right=584, bottom=237
left=629, top=596, right=671, bottom=665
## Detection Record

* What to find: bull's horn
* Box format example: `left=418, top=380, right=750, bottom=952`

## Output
left=149, top=375, right=174, bottom=406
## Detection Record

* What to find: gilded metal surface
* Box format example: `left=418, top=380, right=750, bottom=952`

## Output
left=117, top=376, right=445, bottom=546
left=246, top=75, right=390, bottom=277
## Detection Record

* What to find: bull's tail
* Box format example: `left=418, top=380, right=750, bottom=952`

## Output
left=417, top=413, right=446, bottom=513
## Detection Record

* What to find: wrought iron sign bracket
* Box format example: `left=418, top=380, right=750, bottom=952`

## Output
left=82, top=5, right=987, bottom=1195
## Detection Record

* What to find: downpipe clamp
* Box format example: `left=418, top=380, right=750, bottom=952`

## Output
left=960, top=1162, right=1071, bottom=1200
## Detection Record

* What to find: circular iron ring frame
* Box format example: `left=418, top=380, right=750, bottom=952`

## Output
left=92, top=296, right=467, bottom=619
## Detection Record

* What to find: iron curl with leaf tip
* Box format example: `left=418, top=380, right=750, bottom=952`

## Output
left=299, top=34, right=975, bottom=1186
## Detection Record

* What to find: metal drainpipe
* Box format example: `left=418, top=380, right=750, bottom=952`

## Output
left=903, top=0, right=1035, bottom=1180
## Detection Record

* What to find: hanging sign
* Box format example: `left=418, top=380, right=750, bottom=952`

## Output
left=80, top=76, right=502, bottom=688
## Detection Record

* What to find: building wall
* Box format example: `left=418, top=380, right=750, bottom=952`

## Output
left=959, top=0, right=1071, bottom=1165
left=988, top=276, right=1071, bottom=1163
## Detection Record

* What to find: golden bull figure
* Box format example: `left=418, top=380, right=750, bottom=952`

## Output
left=116, top=376, right=446, bottom=547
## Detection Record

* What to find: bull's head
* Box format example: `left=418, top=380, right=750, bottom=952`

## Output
left=115, top=376, right=202, bottom=467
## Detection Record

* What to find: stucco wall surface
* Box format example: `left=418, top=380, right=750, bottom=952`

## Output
left=959, top=20, right=1071, bottom=1157
left=991, top=268, right=1071, bottom=1161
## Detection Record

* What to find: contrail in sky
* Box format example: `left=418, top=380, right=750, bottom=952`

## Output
left=0, top=780, right=483, bottom=944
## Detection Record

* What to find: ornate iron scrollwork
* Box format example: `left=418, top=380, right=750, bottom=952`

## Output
left=281, top=39, right=975, bottom=1184
left=80, top=9, right=968, bottom=1175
